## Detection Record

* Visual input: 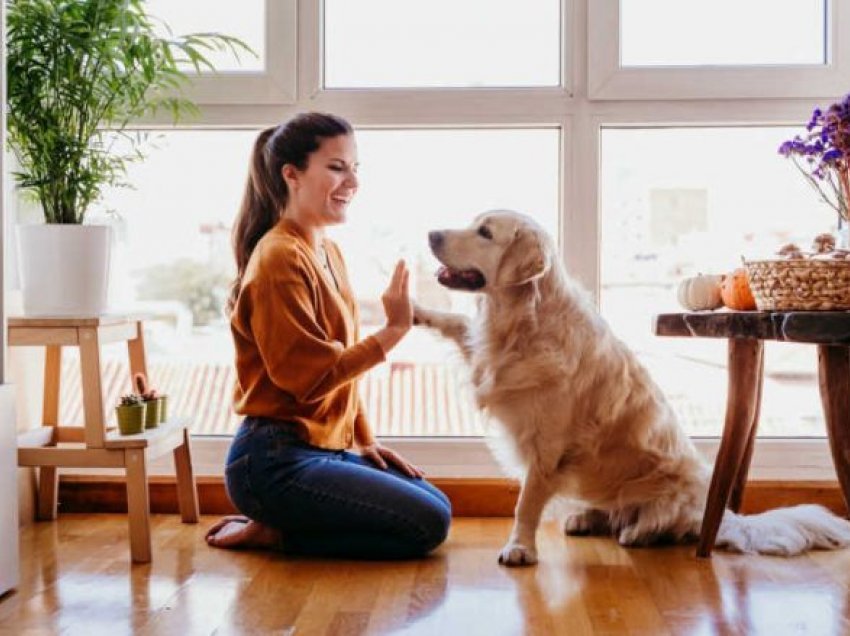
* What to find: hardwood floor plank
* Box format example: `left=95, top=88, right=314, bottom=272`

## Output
left=362, top=560, right=418, bottom=633
left=216, top=560, right=326, bottom=634
left=140, top=532, right=270, bottom=635
left=3, top=515, right=850, bottom=635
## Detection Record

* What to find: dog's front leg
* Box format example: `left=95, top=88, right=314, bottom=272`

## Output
left=413, top=303, right=473, bottom=362
left=499, top=467, right=554, bottom=566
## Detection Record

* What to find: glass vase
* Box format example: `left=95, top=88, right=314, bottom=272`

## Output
left=838, top=217, right=850, bottom=250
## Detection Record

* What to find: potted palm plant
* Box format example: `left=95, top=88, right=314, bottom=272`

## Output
left=6, top=0, right=251, bottom=315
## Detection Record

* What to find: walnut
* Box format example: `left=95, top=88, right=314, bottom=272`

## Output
left=777, top=242, right=805, bottom=259
left=812, top=233, right=836, bottom=254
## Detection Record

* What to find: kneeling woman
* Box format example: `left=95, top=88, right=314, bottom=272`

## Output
left=206, top=112, right=451, bottom=558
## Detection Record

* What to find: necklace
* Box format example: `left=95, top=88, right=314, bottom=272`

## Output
left=317, top=243, right=339, bottom=291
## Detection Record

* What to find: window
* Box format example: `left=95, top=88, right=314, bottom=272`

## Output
left=621, top=0, right=826, bottom=67
left=145, top=0, right=266, bottom=72
left=599, top=126, right=834, bottom=437
left=153, top=0, right=297, bottom=104
left=331, top=128, right=559, bottom=436
left=78, top=128, right=559, bottom=438
left=323, top=0, right=561, bottom=88
left=71, top=131, right=253, bottom=436
left=588, top=0, right=850, bottom=99
left=11, top=0, right=845, bottom=478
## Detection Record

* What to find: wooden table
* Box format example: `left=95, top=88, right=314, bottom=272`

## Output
left=654, top=311, right=850, bottom=556
left=11, top=315, right=199, bottom=563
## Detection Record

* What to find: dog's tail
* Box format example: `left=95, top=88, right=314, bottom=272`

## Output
left=715, top=504, right=850, bottom=555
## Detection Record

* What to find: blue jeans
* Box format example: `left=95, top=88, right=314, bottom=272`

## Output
left=224, top=417, right=452, bottom=559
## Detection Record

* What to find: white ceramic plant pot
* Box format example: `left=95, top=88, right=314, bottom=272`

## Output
left=17, top=224, right=112, bottom=316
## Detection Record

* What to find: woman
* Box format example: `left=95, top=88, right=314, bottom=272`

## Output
left=205, top=112, right=451, bottom=558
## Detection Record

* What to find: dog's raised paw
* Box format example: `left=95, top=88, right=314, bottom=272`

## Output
left=497, top=542, right=538, bottom=566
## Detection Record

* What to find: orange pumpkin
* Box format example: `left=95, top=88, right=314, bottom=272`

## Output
left=720, top=268, right=757, bottom=310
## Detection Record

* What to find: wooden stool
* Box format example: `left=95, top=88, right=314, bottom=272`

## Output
left=655, top=311, right=850, bottom=557
left=11, top=315, right=199, bottom=563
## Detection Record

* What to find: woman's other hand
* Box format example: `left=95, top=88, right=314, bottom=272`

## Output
left=360, top=442, right=425, bottom=479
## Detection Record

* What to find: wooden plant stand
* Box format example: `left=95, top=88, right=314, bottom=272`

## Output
left=11, top=315, right=199, bottom=563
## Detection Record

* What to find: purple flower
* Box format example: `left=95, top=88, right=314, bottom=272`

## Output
left=807, top=108, right=823, bottom=131
left=823, top=148, right=843, bottom=163
left=780, top=92, right=850, bottom=220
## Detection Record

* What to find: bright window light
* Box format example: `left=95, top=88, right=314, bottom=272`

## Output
left=600, top=127, right=835, bottom=437
left=621, top=0, right=827, bottom=67
left=144, top=0, right=265, bottom=72
left=324, top=0, right=561, bottom=87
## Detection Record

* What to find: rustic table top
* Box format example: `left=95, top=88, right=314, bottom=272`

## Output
left=654, top=311, right=850, bottom=344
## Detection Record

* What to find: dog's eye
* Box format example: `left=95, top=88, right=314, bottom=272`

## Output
left=477, top=226, right=493, bottom=240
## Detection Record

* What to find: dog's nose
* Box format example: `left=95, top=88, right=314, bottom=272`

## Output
left=429, top=231, right=444, bottom=251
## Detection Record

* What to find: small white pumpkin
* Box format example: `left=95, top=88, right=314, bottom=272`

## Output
left=677, top=274, right=724, bottom=311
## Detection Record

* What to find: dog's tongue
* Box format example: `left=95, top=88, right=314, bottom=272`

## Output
left=436, top=266, right=485, bottom=290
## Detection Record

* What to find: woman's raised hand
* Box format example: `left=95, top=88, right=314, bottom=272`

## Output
left=373, top=260, right=412, bottom=354
left=381, top=259, right=412, bottom=332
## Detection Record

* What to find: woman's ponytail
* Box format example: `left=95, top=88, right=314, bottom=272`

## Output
left=228, top=126, right=281, bottom=313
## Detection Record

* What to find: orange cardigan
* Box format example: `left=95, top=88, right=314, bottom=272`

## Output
left=230, top=218, right=385, bottom=449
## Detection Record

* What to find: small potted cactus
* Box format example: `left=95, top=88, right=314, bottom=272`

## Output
left=115, top=394, right=146, bottom=435
left=134, top=373, right=165, bottom=428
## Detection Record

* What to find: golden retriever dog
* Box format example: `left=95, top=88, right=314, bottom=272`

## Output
left=414, top=209, right=850, bottom=566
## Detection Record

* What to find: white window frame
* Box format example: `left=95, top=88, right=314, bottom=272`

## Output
left=39, top=0, right=842, bottom=481
left=183, top=0, right=297, bottom=105
left=588, top=0, right=850, bottom=100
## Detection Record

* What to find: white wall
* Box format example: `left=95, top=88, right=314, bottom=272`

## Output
left=0, top=0, right=21, bottom=595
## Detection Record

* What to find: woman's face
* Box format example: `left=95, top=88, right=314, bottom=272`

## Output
left=283, top=133, right=359, bottom=227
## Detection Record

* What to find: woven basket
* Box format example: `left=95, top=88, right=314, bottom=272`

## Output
left=745, top=259, right=850, bottom=310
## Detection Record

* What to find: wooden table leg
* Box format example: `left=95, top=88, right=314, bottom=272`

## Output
left=173, top=428, right=199, bottom=523
left=125, top=448, right=152, bottom=563
left=698, top=338, right=764, bottom=557
left=817, top=345, right=850, bottom=515
left=38, top=345, right=62, bottom=521
left=728, top=344, right=765, bottom=513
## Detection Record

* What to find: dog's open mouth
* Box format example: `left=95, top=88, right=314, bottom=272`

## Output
left=436, top=266, right=486, bottom=290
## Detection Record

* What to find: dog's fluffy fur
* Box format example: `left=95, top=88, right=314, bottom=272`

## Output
left=415, top=209, right=850, bottom=566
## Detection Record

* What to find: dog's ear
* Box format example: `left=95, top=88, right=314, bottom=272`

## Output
left=496, top=227, right=550, bottom=287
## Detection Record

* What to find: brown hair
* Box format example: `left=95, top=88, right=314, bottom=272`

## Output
left=227, top=112, right=354, bottom=312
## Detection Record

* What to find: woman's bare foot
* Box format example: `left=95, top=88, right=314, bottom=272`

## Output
left=205, top=515, right=282, bottom=550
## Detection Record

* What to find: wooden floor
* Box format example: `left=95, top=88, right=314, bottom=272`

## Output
left=2, top=515, right=850, bottom=635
